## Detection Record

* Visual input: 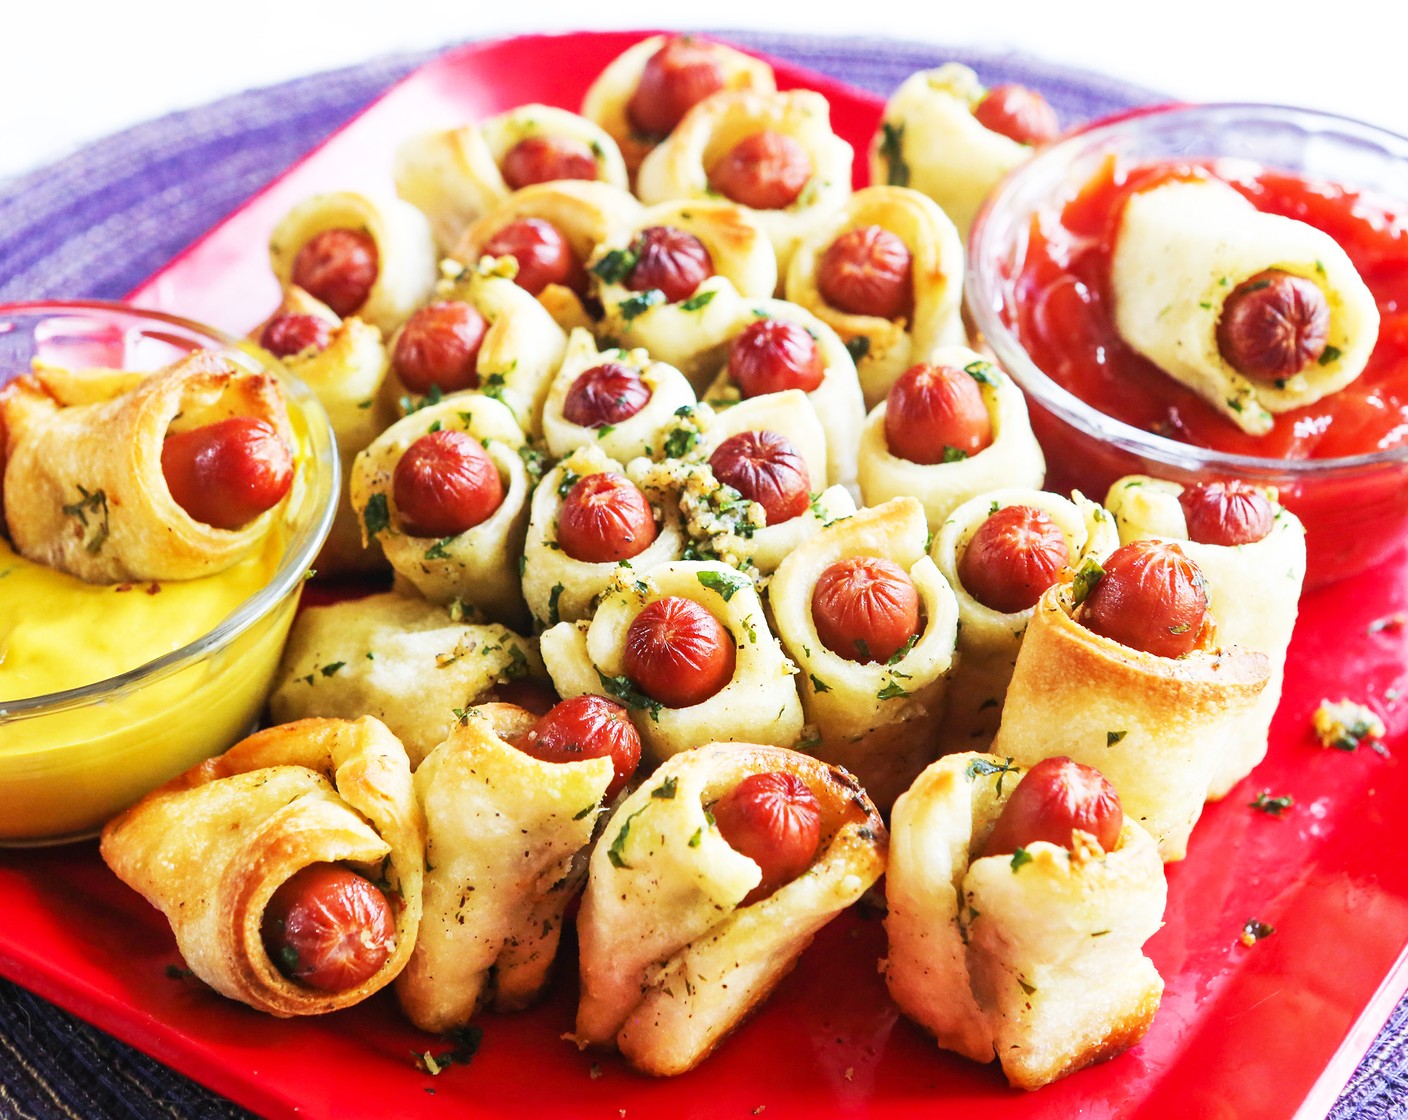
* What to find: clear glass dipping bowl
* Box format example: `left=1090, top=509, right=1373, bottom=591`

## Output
left=0, top=302, right=337, bottom=844
left=966, top=103, right=1408, bottom=588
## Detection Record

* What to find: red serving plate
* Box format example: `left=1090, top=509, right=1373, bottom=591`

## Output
left=3, top=30, right=1407, bottom=1120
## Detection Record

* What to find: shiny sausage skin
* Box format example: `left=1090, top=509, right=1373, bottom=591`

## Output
left=512, top=694, right=643, bottom=799
left=958, top=505, right=1070, bottom=614
left=562, top=362, right=652, bottom=428
left=972, top=84, right=1060, bottom=146
left=810, top=556, right=921, bottom=664
left=817, top=226, right=914, bottom=321
left=982, top=756, right=1123, bottom=856
left=393, top=301, right=488, bottom=395
left=259, top=313, right=331, bottom=359
left=1077, top=539, right=1211, bottom=658
left=708, top=430, right=811, bottom=526
left=291, top=229, right=378, bottom=319
left=161, top=417, right=294, bottom=530
left=482, top=218, right=586, bottom=298
left=711, top=771, right=822, bottom=904
left=627, top=37, right=726, bottom=137
left=624, top=596, right=736, bottom=708
left=1178, top=480, right=1275, bottom=546
left=261, top=863, right=395, bottom=992
left=883, top=362, right=993, bottom=465
left=623, top=226, right=714, bottom=304
left=556, top=472, right=658, bottom=563
left=728, top=318, right=825, bottom=397
left=707, top=130, right=812, bottom=211
left=500, top=135, right=599, bottom=191
left=1215, top=269, right=1330, bottom=382
left=391, top=429, right=504, bottom=539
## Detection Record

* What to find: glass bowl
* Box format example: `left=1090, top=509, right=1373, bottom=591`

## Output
left=0, top=301, right=337, bottom=844
left=966, top=103, right=1408, bottom=588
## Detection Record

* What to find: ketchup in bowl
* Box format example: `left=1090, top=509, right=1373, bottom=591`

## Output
left=968, top=104, right=1408, bottom=587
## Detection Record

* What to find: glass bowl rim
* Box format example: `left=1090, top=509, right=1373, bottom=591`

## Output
left=0, top=299, right=338, bottom=721
left=965, top=99, right=1408, bottom=481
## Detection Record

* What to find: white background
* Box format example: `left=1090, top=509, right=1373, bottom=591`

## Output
left=2, top=0, right=1401, bottom=182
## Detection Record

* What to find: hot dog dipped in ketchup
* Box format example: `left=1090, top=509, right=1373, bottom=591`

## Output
left=397, top=700, right=639, bottom=1033
left=885, top=750, right=1165, bottom=1091
left=574, top=742, right=885, bottom=1076
left=2, top=351, right=300, bottom=583
left=991, top=540, right=1271, bottom=861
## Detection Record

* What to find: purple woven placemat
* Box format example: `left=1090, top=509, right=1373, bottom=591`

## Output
left=0, top=30, right=1403, bottom=1120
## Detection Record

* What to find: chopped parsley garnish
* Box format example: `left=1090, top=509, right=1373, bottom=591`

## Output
left=547, top=582, right=566, bottom=626
left=591, top=246, right=639, bottom=285
left=662, top=424, right=699, bottom=460
left=877, top=679, right=911, bottom=701
left=424, top=537, right=454, bottom=560
left=320, top=661, right=346, bottom=677
left=1071, top=557, right=1104, bottom=605
left=1106, top=730, right=1128, bottom=746
left=1010, top=848, right=1032, bottom=872
left=652, top=776, right=679, bottom=799
left=61, top=485, right=110, bottom=554
left=362, top=492, right=391, bottom=538
left=607, top=805, right=650, bottom=868
left=573, top=804, right=596, bottom=821
left=1250, top=790, right=1294, bottom=817
left=680, top=290, right=716, bottom=312
left=809, top=674, right=831, bottom=693
left=965, top=755, right=1019, bottom=796
left=619, top=289, right=665, bottom=321
left=1319, top=344, right=1343, bottom=367
left=878, top=121, right=909, bottom=187
left=596, top=669, right=663, bottom=722
left=845, top=335, right=871, bottom=363
left=697, top=568, right=750, bottom=602
left=688, top=828, right=703, bottom=848
left=887, top=635, right=918, bottom=664
left=413, top=1026, right=483, bottom=1075
left=964, top=360, right=997, bottom=385
left=941, top=446, right=969, bottom=464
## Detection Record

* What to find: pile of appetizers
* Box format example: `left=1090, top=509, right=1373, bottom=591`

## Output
left=72, top=33, right=1390, bottom=1094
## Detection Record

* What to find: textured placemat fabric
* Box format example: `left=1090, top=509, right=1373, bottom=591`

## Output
left=0, top=30, right=1403, bottom=1120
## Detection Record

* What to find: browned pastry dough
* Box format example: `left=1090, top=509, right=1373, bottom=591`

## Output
left=396, top=703, right=615, bottom=1032
left=574, top=742, right=885, bottom=1076
left=1, top=351, right=296, bottom=583
left=991, top=581, right=1270, bottom=861
left=100, top=716, right=425, bottom=1016
left=884, top=752, right=1165, bottom=1091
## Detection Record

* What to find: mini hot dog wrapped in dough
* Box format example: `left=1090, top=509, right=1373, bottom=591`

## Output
left=575, top=742, right=886, bottom=1076
left=858, top=347, right=1045, bottom=534
left=932, top=488, right=1120, bottom=754
left=382, top=259, right=567, bottom=436
left=253, top=288, right=392, bottom=575
left=637, top=89, right=853, bottom=277
left=269, top=190, right=437, bottom=336
left=453, top=181, right=644, bottom=332
left=870, top=64, right=1058, bottom=241
left=350, top=391, right=531, bottom=625
left=768, top=497, right=961, bottom=811
left=610, top=392, right=855, bottom=579
left=397, top=703, right=623, bottom=1032
left=702, top=299, right=866, bottom=492
left=1105, top=475, right=1306, bottom=799
left=991, top=542, right=1271, bottom=860
left=100, top=716, right=424, bottom=1016
left=1110, top=176, right=1380, bottom=435
left=394, top=104, right=629, bottom=254
left=785, top=186, right=965, bottom=406
left=541, top=329, right=696, bottom=463
left=581, top=34, right=776, bottom=176
left=589, top=200, right=777, bottom=389
left=539, top=559, right=803, bottom=764
left=2, top=351, right=297, bottom=583
left=523, top=444, right=685, bottom=627
left=269, top=591, right=547, bottom=769
left=884, top=752, right=1165, bottom=1091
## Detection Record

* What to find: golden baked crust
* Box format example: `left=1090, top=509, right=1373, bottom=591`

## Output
left=883, top=752, right=1166, bottom=1090
left=395, top=704, right=614, bottom=1032
left=574, top=742, right=885, bottom=1076
left=2, top=351, right=295, bottom=583
left=99, top=716, right=425, bottom=1017
left=991, top=582, right=1270, bottom=860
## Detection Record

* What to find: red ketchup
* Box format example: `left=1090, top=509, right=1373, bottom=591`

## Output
left=1009, top=157, right=1408, bottom=582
